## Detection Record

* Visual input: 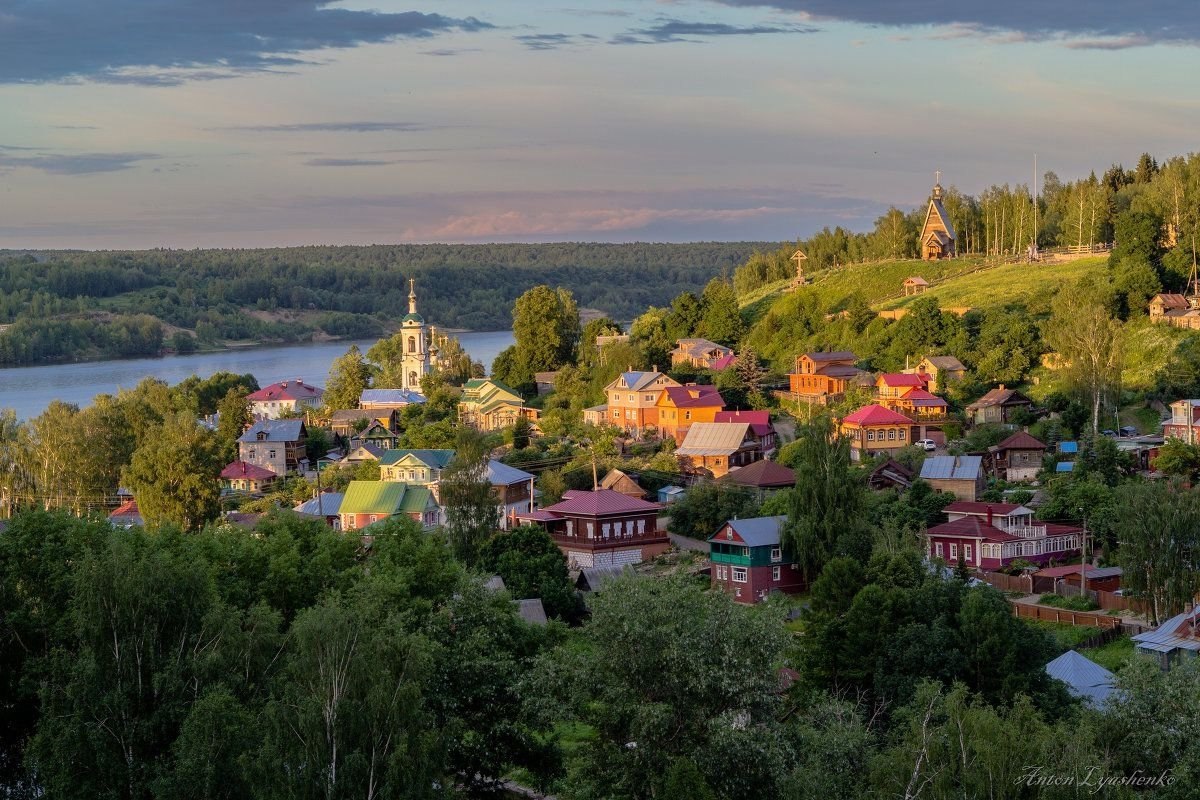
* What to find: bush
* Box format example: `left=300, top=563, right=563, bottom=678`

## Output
left=1038, top=593, right=1099, bottom=612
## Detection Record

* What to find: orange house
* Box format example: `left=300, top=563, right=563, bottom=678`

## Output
left=888, top=388, right=949, bottom=419
left=655, top=385, right=725, bottom=443
left=876, top=373, right=927, bottom=400
left=603, top=370, right=681, bottom=434
left=788, top=351, right=871, bottom=405
left=839, top=404, right=915, bottom=462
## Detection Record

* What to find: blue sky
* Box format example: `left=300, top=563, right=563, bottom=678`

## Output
left=0, top=1, right=1196, bottom=248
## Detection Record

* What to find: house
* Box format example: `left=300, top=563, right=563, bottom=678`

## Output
left=575, top=564, right=630, bottom=593
left=603, top=370, right=681, bottom=434
left=990, top=431, right=1047, bottom=481
left=876, top=373, right=928, bottom=400
left=715, top=409, right=776, bottom=454
left=348, top=420, right=398, bottom=451
left=925, top=501, right=1082, bottom=568
left=489, top=459, right=535, bottom=530
left=108, top=498, right=144, bottom=528
left=1163, top=399, right=1200, bottom=443
left=359, top=388, right=426, bottom=411
left=888, top=388, right=949, bottom=421
left=339, top=480, right=439, bottom=532
left=903, top=276, right=929, bottom=295
left=1034, top=564, right=1123, bottom=594
left=328, top=409, right=374, bottom=438
left=919, top=178, right=956, bottom=260
left=247, top=379, right=324, bottom=419
left=868, top=459, right=914, bottom=491
left=655, top=384, right=725, bottom=443
left=1045, top=651, right=1115, bottom=708
left=583, top=404, right=608, bottom=427
left=839, top=405, right=915, bottom=462
left=342, top=443, right=384, bottom=464
left=534, top=372, right=559, bottom=396
left=708, top=516, right=806, bottom=604
left=920, top=455, right=985, bottom=501
left=787, top=351, right=872, bottom=406
left=675, top=422, right=761, bottom=478
left=1132, top=607, right=1200, bottom=670
left=965, top=385, right=1033, bottom=426
left=220, top=460, right=278, bottom=494
left=459, top=378, right=539, bottom=432
left=913, top=355, right=967, bottom=393
left=379, top=449, right=455, bottom=487
left=671, top=338, right=733, bottom=369
left=238, top=419, right=308, bottom=476
left=716, top=459, right=795, bottom=495
left=599, top=468, right=646, bottom=499
left=293, top=491, right=344, bottom=528
left=1148, top=293, right=1200, bottom=329
left=515, top=489, right=668, bottom=568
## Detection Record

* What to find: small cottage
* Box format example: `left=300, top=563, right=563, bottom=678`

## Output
left=920, top=455, right=985, bottom=501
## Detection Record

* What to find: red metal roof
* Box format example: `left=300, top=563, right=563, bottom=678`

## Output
left=545, top=489, right=662, bottom=516
left=879, top=373, right=926, bottom=387
left=247, top=379, right=323, bottom=402
left=945, top=501, right=1023, bottom=516
left=109, top=498, right=139, bottom=517
left=220, top=460, right=278, bottom=480
left=926, top=516, right=1020, bottom=543
left=717, top=459, right=795, bottom=487
left=714, top=410, right=772, bottom=435
left=659, top=385, right=725, bottom=408
left=995, top=431, right=1047, bottom=451
left=842, top=404, right=913, bottom=426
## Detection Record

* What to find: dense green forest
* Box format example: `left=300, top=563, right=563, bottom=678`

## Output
left=0, top=242, right=767, bottom=366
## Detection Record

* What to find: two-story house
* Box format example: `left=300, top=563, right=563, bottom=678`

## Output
left=925, top=501, right=1082, bottom=569
left=671, top=338, right=733, bottom=369
left=919, top=455, right=986, bottom=501
left=489, top=460, right=535, bottom=529
left=787, top=351, right=872, bottom=406
left=458, top=379, right=539, bottom=432
left=911, top=355, right=967, bottom=393
left=839, top=405, right=914, bottom=462
left=515, top=489, right=668, bottom=568
left=715, top=410, right=776, bottom=455
left=379, top=449, right=455, bottom=498
left=603, top=370, right=681, bottom=434
left=220, top=460, right=278, bottom=494
left=1164, top=399, right=1200, bottom=443
left=238, top=419, right=308, bottom=476
left=655, top=385, right=725, bottom=443
left=965, top=385, right=1033, bottom=426
left=708, top=516, right=806, bottom=604
left=675, top=421, right=761, bottom=477
left=339, top=480, right=440, bottom=532
left=247, top=379, right=324, bottom=419
left=989, top=431, right=1047, bottom=481
left=876, top=373, right=928, bottom=400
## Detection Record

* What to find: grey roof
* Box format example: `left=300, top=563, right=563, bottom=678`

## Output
left=488, top=459, right=535, bottom=486
left=484, top=575, right=507, bottom=592
left=293, top=493, right=344, bottom=516
left=576, top=564, right=630, bottom=592
left=239, top=419, right=305, bottom=443
left=517, top=598, right=548, bottom=626
left=1045, top=650, right=1116, bottom=707
left=708, top=515, right=787, bottom=548
left=924, top=355, right=966, bottom=371
left=360, top=388, right=426, bottom=405
left=920, top=455, right=982, bottom=481
left=1132, top=608, right=1200, bottom=654
left=329, top=409, right=372, bottom=422
left=676, top=422, right=752, bottom=456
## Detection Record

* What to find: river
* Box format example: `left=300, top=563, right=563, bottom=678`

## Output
left=0, top=330, right=515, bottom=421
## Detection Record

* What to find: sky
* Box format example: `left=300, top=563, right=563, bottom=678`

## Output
left=0, top=0, right=1198, bottom=249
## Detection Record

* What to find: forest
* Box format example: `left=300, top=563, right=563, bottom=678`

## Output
left=0, top=242, right=764, bottom=366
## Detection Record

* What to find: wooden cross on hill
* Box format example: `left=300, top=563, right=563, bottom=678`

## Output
left=791, top=248, right=808, bottom=288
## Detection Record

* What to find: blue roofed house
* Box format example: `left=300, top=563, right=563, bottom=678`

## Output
left=1133, top=606, right=1200, bottom=671
left=1044, top=650, right=1116, bottom=707
left=919, top=455, right=986, bottom=501
left=708, top=516, right=807, bottom=604
left=359, top=388, right=426, bottom=411
left=238, top=419, right=309, bottom=477
left=489, top=459, right=535, bottom=530
left=293, top=492, right=344, bottom=529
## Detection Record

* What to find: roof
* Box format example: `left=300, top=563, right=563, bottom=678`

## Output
left=709, top=353, right=736, bottom=371
left=804, top=350, right=857, bottom=362
left=484, top=575, right=507, bottom=592
left=1059, top=441, right=1079, bottom=454
left=842, top=404, right=913, bottom=426
left=340, top=481, right=409, bottom=515
left=378, top=449, right=455, bottom=469
left=534, top=371, right=559, bottom=383
left=926, top=516, right=1019, bottom=543
left=901, top=388, right=948, bottom=407
left=1035, top=564, right=1123, bottom=580
left=923, top=355, right=966, bottom=371
left=293, top=492, right=344, bottom=516
left=487, top=459, right=535, bottom=486
left=360, top=388, right=426, bottom=405
left=1056, top=461, right=1076, bottom=473
left=659, top=385, right=725, bottom=409
left=923, top=194, right=958, bottom=241
left=995, top=431, right=1047, bottom=451
left=967, top=386, right=1031, bottom=410
left=1133, top=607, right=1200, bottom=653
left=614, top=370, right=669, bottom=392
left=247, top=380, right=323, bottom=402
left=109, top=498, right=141, bottom=520
left=220, top=460, right=278, bottom=480
left=329, top=409, right=373, bottom=423
left=516, top=598, right=548, bottom=626
left=1153, top=293, right=1191, bottom=309
left=542, top=489, right=661, bottom=516
left=397, top=485, right=433, bottom=514
left=599, top=468, right=644, bottom=493
left=576, top=564, right=631, bottom=592
left=707, top=515, right=787, bottom=548
left=673, top=338, right=731, bottom=358
left=238, top=419, right=306, bottom=443
left=945, top=501, right=1027, bottom=516
left=1045, top=650, right=1115, bottom=707
left=717, top=459, right=795, bottom=488
left=904, top=276, right=930, bottom=286
left=921, top=455, right=982, bottom=482
left=715, top=409, right=772, bottom=436
left=676, top=422, right=753, bottom=456
left=870, top=458, right=914, bottom=488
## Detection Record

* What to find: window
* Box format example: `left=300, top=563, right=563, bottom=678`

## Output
left=950, top=543, right=958, bottom=559
left=725, top=529, right=734, bottom=540
left=628, top=394, right=634, bottom=401
left=408, top=336, right=416, bottom=353
left=965, top=544, right=973, bottom=562
left=866, top=430, right=875, bottom=441
left=684, top=411, right=691, bottom=420
left=732, top=567, right=748, bottom=583
left=369, top=515, right=378, bottom=524
left=770, top=547, right=782, bottom=562
left=735, top=588, right=742, bottom=598
left=935, top=542, right=943, bottom=557
left=898, top=429, right=906, bottom=441
left=612, top=410, right=620, bottom=419
left=268, top=449, right=277, bottom=459
left=888, top=429, right=896, bottom=441
left=772, top=566, right=781, bottom=581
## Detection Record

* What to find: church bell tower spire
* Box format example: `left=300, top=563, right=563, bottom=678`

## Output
left=408, top=278, right=418, bottom=315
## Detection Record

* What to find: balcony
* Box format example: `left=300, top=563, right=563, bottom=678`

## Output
left=1000, top=524, right=1048, bottom=539
left=551, top=529, right=668, bottom=551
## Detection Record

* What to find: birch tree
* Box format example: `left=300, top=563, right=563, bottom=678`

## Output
left=1043, top=282, right=1122, bottom=436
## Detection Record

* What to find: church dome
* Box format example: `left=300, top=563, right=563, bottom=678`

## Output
left=401, top=312, right=424, bottom=325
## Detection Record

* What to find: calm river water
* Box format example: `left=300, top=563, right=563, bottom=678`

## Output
left=0, top=330, right=515, bottom=420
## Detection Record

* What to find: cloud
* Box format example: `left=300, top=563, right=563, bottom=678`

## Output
left=0, top=1, right=492, bottom=85
left=408, top=205, right=793, bottom=239
left=419, top=48, right=483, bottom=57
left=611, top=18, right=818, bottom=44
left=708, top=1, right=1199, bottom=49
left=514, top=33, right=600, bottom=51
left=0, top=151, right=158, bottom=175
left=221, top=121, right=434, bottom=133
left=304, top=158, right=396, bottom=167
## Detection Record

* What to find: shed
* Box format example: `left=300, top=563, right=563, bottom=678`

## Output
left=919, top=455, right=985, bottom=501
left=658, top=485, right=686, bottom=504
left=575, top=564, right=630, bottom=592
left=516, top=598, right=549, bottom=626
left=1044, top=650, right=1115, bottom=707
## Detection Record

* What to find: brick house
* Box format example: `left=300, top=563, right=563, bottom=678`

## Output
left=247, top=379, right=324, bottom=419
left=924, top=501, right=1082, bottom=569
left=787, top=351, right=872, bottom=406
left=708, top=516, right=806, bottom=604
left=1164, top=399, right=1200, bottom=443
left=238, top=419, right=308, bottom=476
left=675, top=422, right=761, bottom=478
left=603, top=370, right=681, bottom=434
left=515, top=489, right=668, bottom=569
left=839, top=404, right=915, bottom=462
left=655, top=385, right=725, bottom=443
left=989, top=431, right=1047, bottom=481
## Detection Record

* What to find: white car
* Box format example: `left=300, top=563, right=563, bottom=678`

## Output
left=915, top=439, right=937, bottom=452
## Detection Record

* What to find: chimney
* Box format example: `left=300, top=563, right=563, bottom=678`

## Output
left=986, top=505, right=993, bottom=526
left=998, top=383, right=1005, bottom=390
left=652, top=364, right=658, bottom=373
left=281, top=381, right=288, bottom=389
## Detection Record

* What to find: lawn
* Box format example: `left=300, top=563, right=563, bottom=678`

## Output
left=1084, top=635, right=1139, bottom=672
left=1028, top=620, right=1103, bottom=651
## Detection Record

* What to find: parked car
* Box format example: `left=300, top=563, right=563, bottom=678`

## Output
left=915, top=438, right=937, bottom=452
left=1101, top=429, right=1116, bottom=437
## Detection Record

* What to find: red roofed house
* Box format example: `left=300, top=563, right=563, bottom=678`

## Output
left=715, top=409, right=777, bottom=455
left=876, top=373, right=928, bottom=400
left=924, top=501, right=1082, bottom=569
left=221, top=460, right=278, bottom=494
left=788, top=351, right=872, bottom=406
left=655, top=384, right=725, bottom=443
left=247, top=379, right=324, bottom=419
left=1034, top=564, right=1123, bottom=593
left=839, top=405, right=915, bottom=462
left=989, top=431, right=1047, bottom=481
left=109, top=498, right=144, bottom=528
left=515, top=489, right=669, bottom=568
left=887, top=389, right=949, bottom=430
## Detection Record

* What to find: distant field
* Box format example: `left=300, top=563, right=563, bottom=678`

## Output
left=879, top=256, right=1109, bottom=313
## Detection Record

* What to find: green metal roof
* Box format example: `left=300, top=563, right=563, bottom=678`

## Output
left=341, top=481, right=408, bottom=515
left=378, top=449, right=455, bottom=468
left=397, top=485, right=433, bottom=514
left=401, top=313, right=424, bottom=324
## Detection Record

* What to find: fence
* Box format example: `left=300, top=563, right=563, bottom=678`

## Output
left=982, top=571, right=1149, bottom=615
left=980, top=571, right=1032, bottom=594
left=1010, top=603, right=1123, bottom=630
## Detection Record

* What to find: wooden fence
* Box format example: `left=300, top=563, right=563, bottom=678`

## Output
left=1010, top=603, right=1123, bottom=630
left=979, top=571, right=1032, bottom=594
left=980, top=571, right=1149, bottom=615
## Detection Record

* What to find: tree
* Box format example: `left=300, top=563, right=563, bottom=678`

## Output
left=666, top=482, right=760, bottom=540
left=511, top=285, right=581, bottom=376
left=440, top=428, right=498, bottom=566
left=510, top=415, right=532, bottom=451
left=1153, top=438, right=1200, bottom=481
left=324, top=344, right=372, bottom=411
left=698, top=279, right=745, bottom=346
left=1043, top=281, right=1122, bottom=436
left=1115, top=481, right=1200, bottom=625
left=481, top=525, right=581, bottom=622
left=809, top=556, right=866, bottom=616
left=122, top=413, right=224, bottom=530
left=215, top=387, right=252, bottom=462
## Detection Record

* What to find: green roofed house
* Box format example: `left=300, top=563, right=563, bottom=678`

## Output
left=379, top=449, right=455, bottom=485
left=458, top=378, right=540, bottom=432
left=339, top=480, right=439, bottom=532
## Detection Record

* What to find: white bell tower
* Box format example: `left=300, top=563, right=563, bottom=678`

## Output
left=400, top=278, right=429, bottom=392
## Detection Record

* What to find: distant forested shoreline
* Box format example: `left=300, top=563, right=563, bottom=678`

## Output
left=0, top=242, right=772, bottom=366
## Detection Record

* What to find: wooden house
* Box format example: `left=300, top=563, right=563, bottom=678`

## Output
left=787, top=351, right=872, bottom=406
left=708, top=516, right=806, bottom=604
left=655, top=384, right=725, bottom=443
left=839, top=404, right=915, bottom=462
left=534, top=372, right=559, bottom=396
left=919, top=455, right=985, bottom=501
left=919, top=179, right=956, bottom=260
left=349, top=420, right=398, bottom=451
left=458, top=378, right=539, bottom=432
left=913, top=355, right=967, bottom=393
left=599, top=468, right=647, bottom=499
left=671, top=338, right=733, bottom=370
left=379, top=449, right=454, bottom=489
left=989, top=431, right=1047, bottom=481
left=903, top=276, right=930, bottom=295
left=675, top=422, right=761, bottom=478
left=715, top=409, right=776, bottom=454
left=220, top=460, right=278, bottom=494
left=603, top=370, right=680, bottom=435
left=876, top=373, right=927, bottom=400
left=887, top=388, right=949, bottom=420
left=965, top=385, right=1033, bottom=426
left=515, top=489, right=668, bottom=569
left=238, top=419, right=308, bottom=476
left=339, top=480, right=439, bottom=532
left=1034, top=564, right=1123, bottom=594
left=925, top=501, right=1081, bottom=569
left=488, top=459, right=535, bottom=530
left=329, top=409, right=373, bottom=439
left=1149, top=293, right=1200, bottom=329
left=716, top=459, right=795, bottom=496
left=868, top=459, right=914, bottom=491
left=108, top=498, right=144, bottom=528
